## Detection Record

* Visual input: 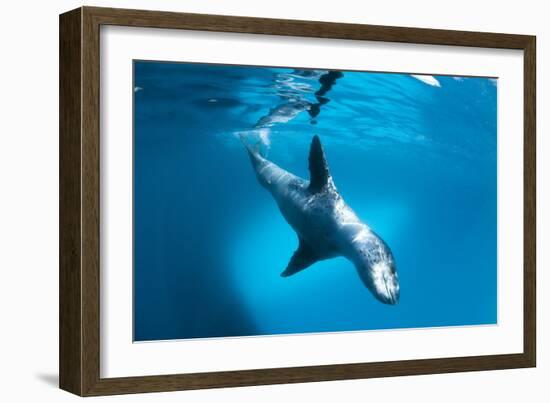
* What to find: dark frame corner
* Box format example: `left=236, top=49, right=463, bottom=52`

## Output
left=60, top=6, right=536, bottom=396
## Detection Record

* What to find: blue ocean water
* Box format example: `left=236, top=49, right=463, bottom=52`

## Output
left=133, top=61, right=497, bottom=342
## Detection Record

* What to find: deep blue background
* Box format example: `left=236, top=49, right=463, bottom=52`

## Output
left=133, top=61, right=497, bottom=341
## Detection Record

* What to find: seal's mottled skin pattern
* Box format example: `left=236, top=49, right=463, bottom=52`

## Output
left=243, top=136, right=400, bottom=304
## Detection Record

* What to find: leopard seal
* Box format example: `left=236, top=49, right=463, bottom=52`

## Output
left=242, top=135, right=399, bottom=304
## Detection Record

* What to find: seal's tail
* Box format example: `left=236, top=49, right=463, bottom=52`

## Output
left=238, top=133, right=264, bottom=163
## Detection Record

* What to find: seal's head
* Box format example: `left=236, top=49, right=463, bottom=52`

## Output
left=350, top=230, right=400, bottom=305
left=366, top=259, right=399, bottom=305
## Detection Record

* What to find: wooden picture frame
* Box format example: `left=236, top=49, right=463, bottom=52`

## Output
left=59, top=6, right=536, bottom=396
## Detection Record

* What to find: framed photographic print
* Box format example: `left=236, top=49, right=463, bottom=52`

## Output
left=59, top=6, right=536, bottom=396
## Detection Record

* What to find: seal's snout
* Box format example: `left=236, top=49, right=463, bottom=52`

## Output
left=380, top=276, right=400, bottom=305
left=369, top=261, right=400, bottom=305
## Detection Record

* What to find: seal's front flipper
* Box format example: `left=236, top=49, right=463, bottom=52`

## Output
left=281, top=238, right=319, bottom=277
left=308, top=135, right=334, bottom=193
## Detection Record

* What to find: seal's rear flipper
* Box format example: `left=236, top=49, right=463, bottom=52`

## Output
left=239, top=133, right=265, bottom=169
left=281, top=237, right=319, bottom=277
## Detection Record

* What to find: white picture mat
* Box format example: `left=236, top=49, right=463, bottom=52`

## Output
left=100, top=25, right=524, bottom=378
